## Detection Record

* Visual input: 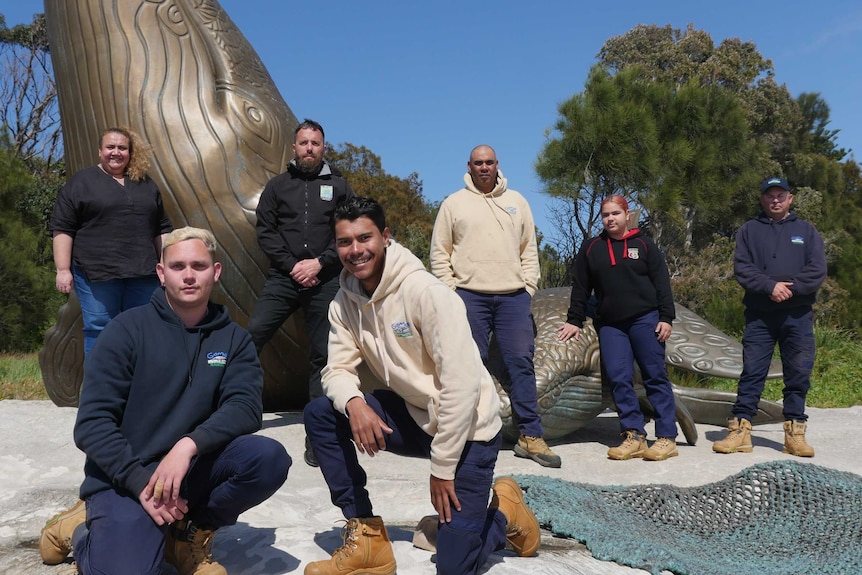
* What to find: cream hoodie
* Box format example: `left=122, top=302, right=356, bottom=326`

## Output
left=322, top=239, right=502, bottom=480
left=430, top=170, right=540, bottom=295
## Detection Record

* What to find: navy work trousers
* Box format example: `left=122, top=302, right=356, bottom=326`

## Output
left=248, top=268, right=340, bottom=400
left=73, top=435, right=290, bottom=575
left=733, top=307, right=815, bottom=422
left=456, top=288, right=544, bottom=438
left=304, top=391, right=508, bottom=575
left=598, top=310, right=678, bottom=438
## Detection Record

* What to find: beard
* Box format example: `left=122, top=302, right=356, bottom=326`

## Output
left=296, top=156, right=323, bottom=175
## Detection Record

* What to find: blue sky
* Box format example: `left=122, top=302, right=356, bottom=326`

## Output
left=6, top=1, right=861, bottom=241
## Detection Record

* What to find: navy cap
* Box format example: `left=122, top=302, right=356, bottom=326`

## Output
left=760, top=177, right=791, bottom=194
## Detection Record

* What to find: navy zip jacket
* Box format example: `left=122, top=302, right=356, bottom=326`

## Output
left=255, top=160, right=354, bottom=276
left=734, top=211, right=826, bottom=313
left=566, top=229, right=675, bottom=327
left=74, top=288, right=263, bottom=499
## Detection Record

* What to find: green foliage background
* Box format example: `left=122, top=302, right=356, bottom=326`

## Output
left=1, top=14, right=859, bottom=404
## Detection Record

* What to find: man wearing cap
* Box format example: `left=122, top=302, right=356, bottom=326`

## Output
left=713, top=177, right=826, bottom=457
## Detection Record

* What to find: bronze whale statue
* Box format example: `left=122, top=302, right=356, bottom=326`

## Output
left=491, top=288, right=783, bottom=445
left=40, top=1, right=783, bottom=444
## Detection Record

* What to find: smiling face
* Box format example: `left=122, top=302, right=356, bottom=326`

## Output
left=292, top=127, right=325, bottom=174
left=759, top=187, right=794, bottom=221
left=467, top=146, right=499, bottom=194
left=335, top=216, right=390, bottom=295
left=98, top=131, right=131, bottom=176
left=157, top=238, right=221, bottom=322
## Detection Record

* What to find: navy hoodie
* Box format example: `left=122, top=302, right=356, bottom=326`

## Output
left=566, top=228, right=675, bottom=327
left=74, top=288, right=263, bottom=499
left=734, top=211, right=826, bottom=313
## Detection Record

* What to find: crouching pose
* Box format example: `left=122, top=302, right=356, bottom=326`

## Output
left=40, top=227, right=291, bottom=575
left=304, top=197, right=541, bottom=575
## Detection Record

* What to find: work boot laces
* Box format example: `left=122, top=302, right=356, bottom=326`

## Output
left=334, top=519, right=361, bottom=563
left=653, top=437, right=673, bottom=450
left=524, top=436, right=549, bottom=453
left=620, top=430, right=642, bottom=448
left=185, top=523, right=215, bottom=564
left=506, top=520, right=527, bottom=539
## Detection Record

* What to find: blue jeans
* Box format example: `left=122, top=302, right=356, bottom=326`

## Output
left=733, top=307, right=815, bottom=422
left=73, top=435, right=290, bottom=575
left=247, top=268, right=341, bottom=400
left=304, top=391, right=508, bottom=575
left=456, top=288, right=543, bottom=438
left=598, top=310, right=678, bottom=438
left=72, top=266, right=159, bottom=355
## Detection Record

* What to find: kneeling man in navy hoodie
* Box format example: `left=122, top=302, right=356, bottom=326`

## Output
left=40, top=226, right=291, bottom=575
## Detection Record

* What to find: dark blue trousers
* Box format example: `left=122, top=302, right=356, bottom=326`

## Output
left=733, top=307, right=815, bottom=422
left=247, top=268, right=340, bottom=400
left=598, top=310, right=678, bottom=438
left=73, top=435, right=290, bottom=575
left=304, top=391, right=508, bottom=575
left=456, top=288, right=544, bottom=438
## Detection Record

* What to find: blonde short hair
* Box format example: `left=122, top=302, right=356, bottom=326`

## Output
left=162, top=227, right=217, bottom=257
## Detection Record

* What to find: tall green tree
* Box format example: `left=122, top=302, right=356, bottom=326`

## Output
left=536, top=65, right=660, bottom=250
left=0, top=132, right=63, bottom=351
left=536, top=64, right=760, bottom=264
left=326, top=142, right=437, bottom=265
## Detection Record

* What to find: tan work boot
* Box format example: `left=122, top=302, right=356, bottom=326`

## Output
left=783, top=420, right=815, bottom=457
left=607, top=430, right=647, bottom=460
left=491, top=477, right=540, bottom=557
left=643, top=437, right=678, bottom=461
left=514, top=435, right=562, bottom=468
left=164, top=520, right=226, bottom=575
left=712, top=417, right=753, bottom=454
left=40, top=499, right=86, bottom=565
left=304, top=516, right=396, bottom=575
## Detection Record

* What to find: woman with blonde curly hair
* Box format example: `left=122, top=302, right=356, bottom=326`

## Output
left=49, top=127, right=173, bottom=354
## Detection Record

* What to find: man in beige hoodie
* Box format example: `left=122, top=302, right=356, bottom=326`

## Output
left=303, top=196, right=540, bottom=575
left=430, top=145, right=560, bottom=468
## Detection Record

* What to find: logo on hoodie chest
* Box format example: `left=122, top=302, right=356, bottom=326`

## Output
left=627, top=247, right=640, bottom=260
left=391, top=321, right=413, bottom=338
left=207, top=352, right=228, bottom=367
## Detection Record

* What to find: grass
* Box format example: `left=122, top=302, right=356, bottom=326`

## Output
left=3, top=326, right=861, bottom=407
left=672, top=326, right=862, bottom=409
left=0, top=352, right=49, bottom=400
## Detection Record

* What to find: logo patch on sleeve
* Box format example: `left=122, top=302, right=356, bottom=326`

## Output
left=207, top=352, right=228, bottom=367
left=391, top=322, right=413, bottom=338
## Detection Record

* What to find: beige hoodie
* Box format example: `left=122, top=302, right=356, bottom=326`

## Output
left=322, top=239, right=502, bottom=480
left=430, top=170, right=540, bottom=295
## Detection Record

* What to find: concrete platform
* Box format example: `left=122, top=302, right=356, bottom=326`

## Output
left=2, top=400, right=860, bottom=575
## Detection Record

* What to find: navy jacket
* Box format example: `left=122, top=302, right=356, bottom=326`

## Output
left=567, top=229, right=675, bottom=327
left=734, top=211, right=826, bottom=313
left=74, top=288, right=263, bottom=499
left=255, top=160, right=354, bottom=276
